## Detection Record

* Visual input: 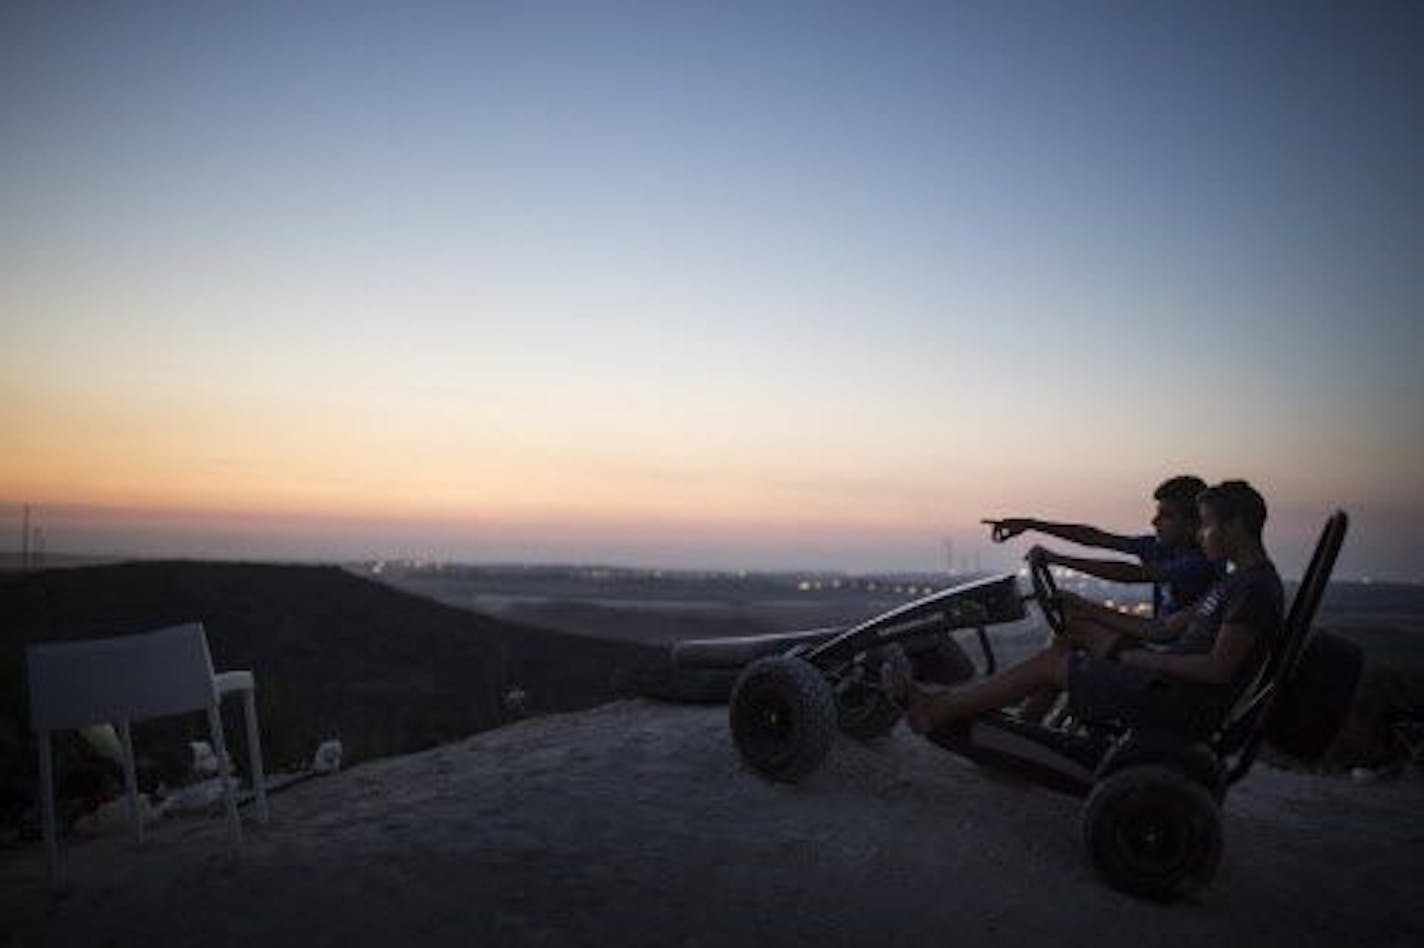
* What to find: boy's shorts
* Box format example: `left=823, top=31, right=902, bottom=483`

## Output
left=1066, top=651, right=1230, bottom=739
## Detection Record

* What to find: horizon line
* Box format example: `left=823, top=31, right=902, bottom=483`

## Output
left=1, top=550, right=1417, bottom=588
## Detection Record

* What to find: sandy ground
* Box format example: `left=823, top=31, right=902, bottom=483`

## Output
left=3, top=700, right=1422, bottom=948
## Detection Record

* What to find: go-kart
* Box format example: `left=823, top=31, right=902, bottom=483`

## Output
left=669, top=512, right=1362, bottom=901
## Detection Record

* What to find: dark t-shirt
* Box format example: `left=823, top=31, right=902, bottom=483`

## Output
left=1125, top=535, right=1222, bottom=618
left=1161, top=559, right=1285, bottom=693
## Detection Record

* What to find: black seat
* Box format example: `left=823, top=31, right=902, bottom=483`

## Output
left=1212, top=511, right=1355, bottom=782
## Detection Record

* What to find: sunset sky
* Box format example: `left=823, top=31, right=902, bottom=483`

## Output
left=2, top=2, right=1421, bottom=579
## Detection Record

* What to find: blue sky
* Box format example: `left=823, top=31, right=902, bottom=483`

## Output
left=2, top=2, right=1421, bottom=578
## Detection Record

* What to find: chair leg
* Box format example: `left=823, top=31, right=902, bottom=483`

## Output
left=118, top=719, right=143, bottom=844
left=207, top=702, right=243, bottom=851
left=241, top=688, right=269, bottom=824
left=37, top=731, right=58, bottom=887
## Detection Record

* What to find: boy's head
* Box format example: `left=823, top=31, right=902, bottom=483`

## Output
left=1151, top=474, right=1207, bottom=548
left=1197, top=479, right=1268, bottom=561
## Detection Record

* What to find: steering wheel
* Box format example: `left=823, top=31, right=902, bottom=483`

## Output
left=1028, top=550, right=1066, bottom=635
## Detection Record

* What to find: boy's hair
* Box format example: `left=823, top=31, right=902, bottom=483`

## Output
left=1154, top=475, right=1207, bottom=520
left=1198, top=480, right=1268, bottom=540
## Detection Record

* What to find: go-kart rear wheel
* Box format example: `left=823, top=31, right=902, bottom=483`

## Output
left=836, top=645, right=909, bottom=740
left=1082, top=765, right=1222, bottom=901
left=730, top=655, right=836, bottom=782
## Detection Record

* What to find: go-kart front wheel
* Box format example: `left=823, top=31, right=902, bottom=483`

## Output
left=730, top=655, right=837, bottom=782
left=1082, top=765, right=1222, bottom=901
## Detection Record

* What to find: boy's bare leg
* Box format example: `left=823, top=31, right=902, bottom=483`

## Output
left=1017, top=619, right=1120, bottom=723
left=885, top=639, right=1072, bottom=734
left=1017, top=626, right=1067, bottom=723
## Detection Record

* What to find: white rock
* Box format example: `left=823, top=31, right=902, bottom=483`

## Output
left=80, top=725, right=124, bottom=766
left=190, top=741, right=217, bottom=776
left=190, top=740, right=233, bottom=777
left=312, top=739, right=343, bottom=774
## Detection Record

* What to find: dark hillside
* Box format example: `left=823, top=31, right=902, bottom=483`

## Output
left=0, top=562, right=662, bottom=829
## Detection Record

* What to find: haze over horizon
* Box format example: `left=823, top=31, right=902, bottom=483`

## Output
left=3, top=3, right=1421, bottom=580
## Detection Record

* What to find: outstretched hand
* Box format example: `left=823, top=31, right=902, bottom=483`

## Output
left=982, top=517, right=1034, bottom=543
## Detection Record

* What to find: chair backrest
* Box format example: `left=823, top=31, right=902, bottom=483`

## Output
left=27, top=623, right=218, bottom=732
left=1217, top=511, right=1349, bottom=771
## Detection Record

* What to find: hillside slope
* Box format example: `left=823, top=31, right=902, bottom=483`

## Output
left=2, top=700, right=1421, bottom=947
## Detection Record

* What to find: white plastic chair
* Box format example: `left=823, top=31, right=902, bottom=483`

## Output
left=26, top=623, right=269, bottom=884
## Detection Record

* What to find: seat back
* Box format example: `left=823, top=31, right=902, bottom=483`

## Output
left=1217, top=512, right=1349, bottom=776
left=27, top=623, right=217, bottom=731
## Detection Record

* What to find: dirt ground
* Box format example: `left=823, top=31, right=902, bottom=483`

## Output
left=3, top=700, right=1422, bottom=947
